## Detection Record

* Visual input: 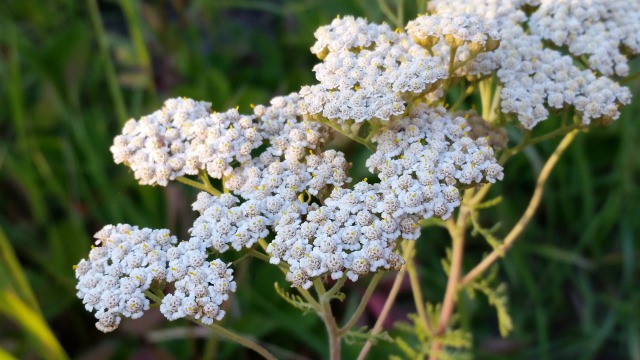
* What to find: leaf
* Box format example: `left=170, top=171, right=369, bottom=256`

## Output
left=274, top=282, right=314, bottom=314
left=474, top=196, right=503, bottom=209
left=394, top=305, right=472, bottom=359
left=470, top=212, right=503, bottom=253
left=0, top=290, right=68, bottom=360
left=329, top=291, right=346, bottom=302
left=467, top=266, right=514, bottom=337
left=344, top=326, right=393, bottom=345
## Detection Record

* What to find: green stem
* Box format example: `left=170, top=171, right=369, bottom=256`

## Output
left=449, top=83, right=475, bottom=112
left=325, top=276, right=348, bottom=300
left=87, top=0, right=127, bottom=125
left=314, top=279, right=341, bottom=360
left=501, top=123, right=585, bottom=164
left=246, top=248, right=271, bottom=264
left=479, top=76, right=493, bottom=120
left=177, top=176, right=212, bottom=194
left=208, top=322, right=278, bottom=360
left=257, top=238, right=269, bottom=252
left=397, top=0, right=405, bottom=28
left=144, top=290, right=163, bottom=304
left=357, top=241, right=414, bottom=359
left=315, top=116, right=375, bottom=151
left=406, top=244, right=433, bottom=334
left=339, top=272, right=383, bottom=335
left=200, top=171, right=223, bottom=196
left=441, top=46, right=459, bottom=93
left=488, top=83, right=503, bottom=123
left=0, top=227, right=40, bottom=313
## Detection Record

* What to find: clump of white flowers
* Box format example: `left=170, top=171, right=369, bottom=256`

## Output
left=75, top=225, right=176, bottom=332
left=529, top=0, right=640, bottom=77
left=77, top=0, right=637, bottom=340
left=428, top=0, right=632, bottom=128
left=161, top=238, right=236, bottom=325
left=110, top=98, right=265, bottom=185
left=268, top=182, right=407, bottom=287
left=299, top=16, right=448, bottom=125
left=75, top=224, right=236, bottom=332
left=368, top=105, right=503, bottom=219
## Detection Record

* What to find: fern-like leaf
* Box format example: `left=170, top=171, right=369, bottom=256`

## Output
left=274, top=282, right=314, bottom=314
left=344, top=326, right=393, bottom=345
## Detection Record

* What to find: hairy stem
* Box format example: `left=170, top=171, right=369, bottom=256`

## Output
left=428, top=214, right=468, bottom=359
left=315, top=279, right=341, bottom=360
left=339, top=272, right=384, bottom=335
left=357, top=240, right=415, bottom=360
left=460, top=130, right=580, bottom=287
left=406, top=243, right=433, bottom=334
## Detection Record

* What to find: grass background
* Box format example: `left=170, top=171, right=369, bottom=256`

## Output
left=1, top=0, right=639, bottom=359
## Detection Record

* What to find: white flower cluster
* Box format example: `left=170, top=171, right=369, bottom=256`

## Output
left=191, top=192, right=273, bottom=253
left=405, top=12, right=501, bottom=80
left=111, top=98, right=265, bottom=186
left=406, top=12, right=500, bottom=52
left=161, top=238, right=236, bottom=325
left=74, top=224, right=177, bottom=332
left=529, top=0, right=640, bottom=77
left=493, top=26, right=630, bottom=128
left=264, top=105, right=503, bottom=288
left=428, top=0, right=632, bottom=128
left=74, top=224, right=235, bottom=331
left=299, top=16, right=448, bottom=124
left=189, top=148, right=351, bottom=252
left=187, top=93, right=350, bottom=254
left=267, top=182, right=408, bottom=288
left=367, top=105, right=503, bottom=220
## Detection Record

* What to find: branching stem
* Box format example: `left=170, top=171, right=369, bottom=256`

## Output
left=460, top=130, right=580, bottom=287
left=428, top=214, right=468, bottom=359
left=314, top=279, right=341, bottom=360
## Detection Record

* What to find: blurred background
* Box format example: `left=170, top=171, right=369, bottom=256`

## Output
left=1, top=0, right=639, bottom=359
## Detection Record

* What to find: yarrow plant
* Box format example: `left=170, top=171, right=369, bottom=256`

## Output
left=75, top=0, right=639, bottom=358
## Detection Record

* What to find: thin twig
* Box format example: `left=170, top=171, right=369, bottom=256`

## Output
left=339, top=272, right=384, bottom=335
left=325, top=276, right=348, bottom=301
left=428, top=214, right=468, bottom=359
left=459, top=130, right=580, bottom=287
left=315, top=279, right=341, bottom=360
left=200, top=171, right=222, bottom=196
left=405, top=243, right=433, bottom=334
left=357, top=240, right=414, bottom=360
left=176, top=176, right=210, bottom=193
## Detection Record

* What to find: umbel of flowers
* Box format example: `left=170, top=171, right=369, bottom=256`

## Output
left=76, top=0, right=637, bottom=358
